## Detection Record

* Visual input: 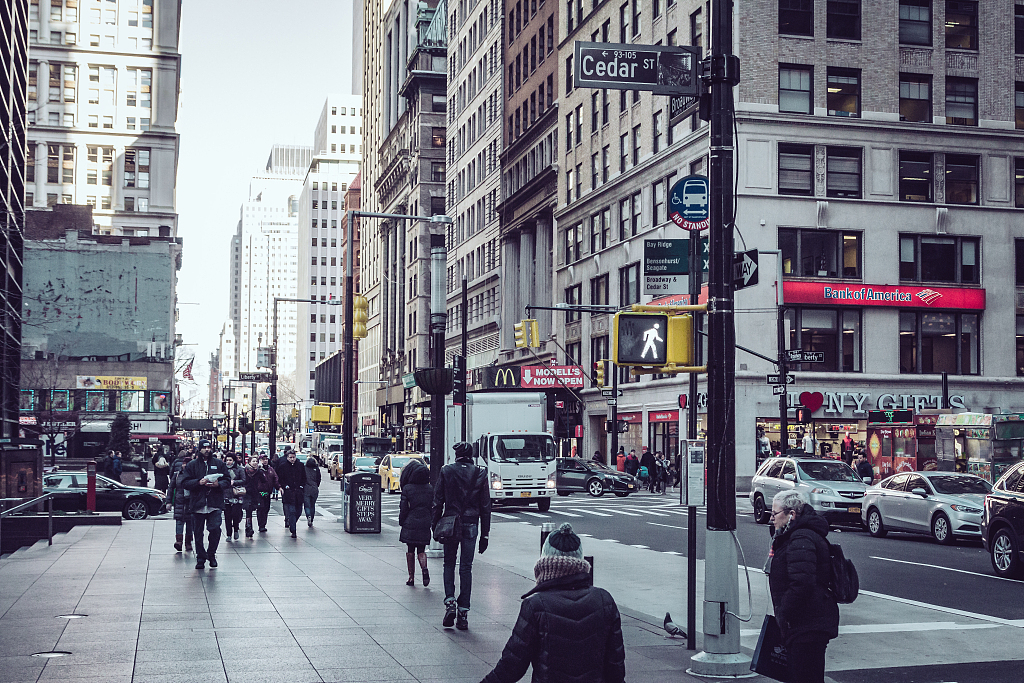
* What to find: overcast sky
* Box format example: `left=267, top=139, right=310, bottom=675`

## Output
left=174, top=0, right=355, bottom=393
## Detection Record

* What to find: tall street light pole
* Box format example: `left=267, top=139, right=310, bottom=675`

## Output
left=343, top=210, right=452, bottom=479
left=690, top=0, right=746, bottom=676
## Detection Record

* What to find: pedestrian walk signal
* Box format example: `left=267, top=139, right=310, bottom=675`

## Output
left=612, top=312, right=693, bottom=367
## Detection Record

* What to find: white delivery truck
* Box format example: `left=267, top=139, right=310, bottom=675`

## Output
left=446, top=392, right=558, bottom=512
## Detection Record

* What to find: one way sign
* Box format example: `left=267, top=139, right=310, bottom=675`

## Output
left=733, top=250, right=758, bottom=290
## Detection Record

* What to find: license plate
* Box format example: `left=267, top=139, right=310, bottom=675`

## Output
left=520, top=491, right=532, bottom=498
left=847, top=506, right=860, bottom=514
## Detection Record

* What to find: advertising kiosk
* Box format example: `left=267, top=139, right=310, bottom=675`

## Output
left=866, top=409, right=916, bottom=481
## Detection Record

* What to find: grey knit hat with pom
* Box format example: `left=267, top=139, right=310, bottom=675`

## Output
left=541, top=523, right=584, bottom=561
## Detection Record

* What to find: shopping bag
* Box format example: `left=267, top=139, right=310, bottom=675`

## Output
left=750, top=614, right=789, bottom=681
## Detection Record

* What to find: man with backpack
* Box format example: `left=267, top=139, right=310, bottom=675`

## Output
left=765, top=490, right=840, bottom=683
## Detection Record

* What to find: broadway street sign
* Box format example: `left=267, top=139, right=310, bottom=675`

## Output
left=573, top=42, right=701, bottom=96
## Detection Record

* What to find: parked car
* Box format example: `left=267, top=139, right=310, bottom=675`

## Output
left=750, top=456, right=868, bottom=526
left=329, top=454, right=383, bottom=480
left=555, top=457, right=637, bottom=497
left=982, top=460, right=1024, bottom=579
left=43, top=472, right=166, bottom=520
left=861, top=472, right=991, bottom=544
left=379, top=454, right=426, bottom=493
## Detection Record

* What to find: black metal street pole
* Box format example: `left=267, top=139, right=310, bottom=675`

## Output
left=250, top=383, right=256, bottom=458
left=779, top=306, right=789, bottom=452
left=429, top=233, right=447, bottom=486
left=610, top=361, right=619, bottom=462
left=343, top=211, right=356, bottom=476
left=230, top=401, right=236, bottom=453
left=461, top=277, right=468, bottom=442
left=692, top=0, right=745, bottom=674
left=686, top=221, right=701, bottom=651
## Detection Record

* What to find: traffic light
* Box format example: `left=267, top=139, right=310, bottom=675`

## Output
left=612, top=312, right=693, bottom=367
left=528, top=319, right=540, bottom=348
left=329, top=406, right=344, bottom=424
left=594, top=360, right=605, bottom=387
left=513, top=320, right=528, bottom=348
left=311, top=404, right=331, bottom=423
left=238, top=416, right=250, bottom=434
left=795, top=407, right=812, bottom=424
left=352, top=294, right=369, bottom=339
left=256, top=346, right=273, bottom=369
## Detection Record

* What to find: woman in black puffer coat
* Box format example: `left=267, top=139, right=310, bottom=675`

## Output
left=481, top=523, right=625, bottom=683
left=398, top=459, right=433, bottom=586
left=767, top=490, right=840, bottom=683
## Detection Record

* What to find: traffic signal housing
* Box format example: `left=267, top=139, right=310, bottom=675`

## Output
left=593, top=360, right=606, bottom=387
left=513, top=320, right=528, bottom=348
left=528, top=319, right=540, bottom=348
left=795, top=407, right=812, bottom=424
left=612, top=312, right=693, bottom=367
left=352, top=294, right=369, bottom=339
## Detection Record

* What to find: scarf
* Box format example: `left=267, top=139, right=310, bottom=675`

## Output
left=533, top=555, right=592, bottom=584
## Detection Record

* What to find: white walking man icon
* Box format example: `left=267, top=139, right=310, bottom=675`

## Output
left=640, top=323, right=664, bottom=360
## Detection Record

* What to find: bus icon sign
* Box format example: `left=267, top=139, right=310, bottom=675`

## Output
left=669, top=175, right=710, bottom=231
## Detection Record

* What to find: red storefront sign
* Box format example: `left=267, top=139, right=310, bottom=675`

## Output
left=783, top=282, right=985, bottom=310
left=649, top=410, right=679, bottom=422
left=617, top=412, right=643, bottom=423
left=520, top=365, right=584, bottom=388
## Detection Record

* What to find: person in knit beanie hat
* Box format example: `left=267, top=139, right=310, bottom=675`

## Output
left=480, top=522, right=625, bottom=683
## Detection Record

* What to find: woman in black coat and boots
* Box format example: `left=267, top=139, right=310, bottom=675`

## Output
left=303, top=456, right=321, bottom=527
left=480, top=523, right=626, bottom=683
left=398, top=460, right=432, bottom=586
left=766, top=490, right=840, bottom=683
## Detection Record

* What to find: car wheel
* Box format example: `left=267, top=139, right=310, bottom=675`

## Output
left=752, top=495, right=770, bottom=524
left=587, top=479, right=605, bottom=497
left=537, top=498, right=551, bottom=512
left=866, top=507, right=887, bottom=538
left=557, top=490, right=571, bottom=497
left=990, top=528, right=1024, bottom=579
left=123, top=499, right=149, bottom=520
left=931, top=512, right=954, bottom=545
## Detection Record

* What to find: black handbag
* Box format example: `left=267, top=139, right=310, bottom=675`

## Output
left=433, top=514, right=461, bottom=543
left=750, top=615, right=789, bottom=682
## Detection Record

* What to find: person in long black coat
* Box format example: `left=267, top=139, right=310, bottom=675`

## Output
left=275, top=451, right=306, bottom=538
left=303, top=456, right=321, bottom=528
left=767, top=490, right=840, bottom=683
left=398, top=459, right=433, bottom=586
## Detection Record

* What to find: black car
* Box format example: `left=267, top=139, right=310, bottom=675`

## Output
left=43, top=471, right=166, bottom=520
left=556, top=458, right=637, bottom=497
left=982, top=461, right=1024, bottom=579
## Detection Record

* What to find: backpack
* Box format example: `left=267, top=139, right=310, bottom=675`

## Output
left=827, top=542, right=859, bottom=604
left=639, top=466, right=649, bottom=478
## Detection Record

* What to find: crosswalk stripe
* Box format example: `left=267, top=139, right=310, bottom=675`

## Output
left=594, top=508, right=641, bottom=517
left=521, top=511, right=550, bottom=518
left=621, top=508, right=670, bottom=517
left=491, top=512, right=516, bottom=519
left=566, top=508, right=612, bottom=517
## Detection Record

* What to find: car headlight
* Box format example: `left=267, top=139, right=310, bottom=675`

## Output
left=811, top=487, right=836, bottom=497
left=491, top=472, right=503, bottom=490
left=546, top=471, right=557, bottom=489
left=950, top=504, right=982, bottom=514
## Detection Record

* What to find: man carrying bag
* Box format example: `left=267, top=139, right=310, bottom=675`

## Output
left=431, top=441, right=491, bottom=631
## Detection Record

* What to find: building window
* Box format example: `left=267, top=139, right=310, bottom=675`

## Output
left=619, top=3, right=630, bottom=42
left=779, top=66, right=812, bottom=114
left=779, top=228, right=861, bottom=279
left=779, top=0, right=813, bottom=35
left=565, top=55, right=573, bottom=95
left=1017, top=316, right=1024, bottom=376
left=431, top=163, right=445, bottom=182
left=565, top=284, right=583, bottom=322
left=432, top=128, right=445, bottom=146
left=827, top=68, right=859, bottom=117
left=899, top=234, right=979, bottom=283
left=945, top=0, right=977, bottom=50
left=619, top=262, right=641, bottom=306
left=784, top=308, right=861, bottom=372
left=899, top=0, right=931, bottom=45
left=899, top=73, right=931, bottom=122
left=1015, top=239, right=1024, bottom=285
left=566, top=342, right=582, bottom=366
left=565, top=223, right=582, bottom=263
left=631, top=125, right=641, bottom=165
left=590, top=210, right=606, bottom=252
left=778, top=143, right=814, bottom=196
left=591, top=91, right=600, bottom=132
left=1017, top=4, right=1024, bottom=54
left=899, top=150, right=933, bottom=202
left=652, top=110, right=663, bottom=153
left=826, top=147, right=861, bottom=198
left=945, top=154, right=979, bottom=205
left=602, top=146, right=610, bottom=182
left=1016, top=158, right=1024, bottom=208
left=432, top=94, right=447, bottom=112
left=591, top=274, right=609, bottom=308
left=900, top=311, right=979, bottom=375
left=827, top=1, right=860, bottom=40
left=945, top=78, right=977, bottom=126
left=1016, top=83, right=1024, bottom=130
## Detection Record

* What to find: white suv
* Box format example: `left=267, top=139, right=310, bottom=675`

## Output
left=750, top=456, right=868, bottom=527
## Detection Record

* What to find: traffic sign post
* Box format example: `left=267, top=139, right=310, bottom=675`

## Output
left=573, top=42, right=701, bottom=96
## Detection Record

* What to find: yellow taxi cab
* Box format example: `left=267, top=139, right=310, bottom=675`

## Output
left=378, top=453, right=426, bottom=494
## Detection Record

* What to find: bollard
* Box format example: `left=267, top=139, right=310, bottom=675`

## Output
left=540, top=522, right=556, bottom=552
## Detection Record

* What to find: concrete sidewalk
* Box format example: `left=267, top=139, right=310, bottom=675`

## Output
left=0, top=516, right=716, bottom=683
left=1, top=510, right=1020, bottom=683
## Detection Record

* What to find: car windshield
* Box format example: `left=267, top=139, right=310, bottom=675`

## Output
left=589, top=460, right=615, bottom=472
left=492, top=435, right=557, bottom=463
left=797, top=461, right=860, bottom=483
left=928, top=475, right=991, bottom=495
left=391, top=457, right=417, bottom=469
left=354, top=457, right=377, bottom=468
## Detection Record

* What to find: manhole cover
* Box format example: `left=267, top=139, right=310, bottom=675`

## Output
left=56, top=614, right=88, bottom=619
left=31, top=651, right=71, bottom=658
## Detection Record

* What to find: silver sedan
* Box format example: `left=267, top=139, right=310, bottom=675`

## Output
left=861, top=471, right=992, bottom=544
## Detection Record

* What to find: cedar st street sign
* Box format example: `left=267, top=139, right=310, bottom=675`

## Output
left=573, top=42, right=701, bottom=96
